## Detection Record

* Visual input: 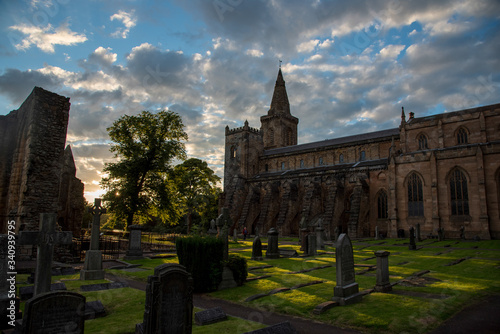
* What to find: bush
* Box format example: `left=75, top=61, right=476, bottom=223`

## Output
left=224, top=254, right=248, bottom=286
left=176, top=236, right=224, bottom=292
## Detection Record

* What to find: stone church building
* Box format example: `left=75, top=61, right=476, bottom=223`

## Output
left=222, top=69, right=500, bottom=240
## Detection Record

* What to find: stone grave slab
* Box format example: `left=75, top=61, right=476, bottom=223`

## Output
left=279, top=249, right=299, bottom=258
left=136, top=263, right=193, bottom=334
left=19, top=282, right=67, bottom=300
left=194, top=307, right=227, bottom=326
left=85, top=300, right=107, bottom=320
left=80, top=281, right=128, bottom=292
left=243, top=321, right=297, bottom=334
left=19, top=291, right=86, bottom=334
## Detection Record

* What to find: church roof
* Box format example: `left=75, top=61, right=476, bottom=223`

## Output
left=268, top=68, right=291, bottom=116
left=263, top=128, right=399, bottom=156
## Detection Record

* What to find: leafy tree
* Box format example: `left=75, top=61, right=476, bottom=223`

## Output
left=172, top=158, right=221, bottom=234
left=100, top=110, right=187, bottom=228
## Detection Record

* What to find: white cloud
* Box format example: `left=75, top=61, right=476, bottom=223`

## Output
left=246, top=49, right=264, bottom=57
left=110, top=10, right=137, bottom=38
left=378, top=44, right=405, bottom=59
left=297, top=39, right=319, bottom=53
left=9, top=21, right=87, bottom=53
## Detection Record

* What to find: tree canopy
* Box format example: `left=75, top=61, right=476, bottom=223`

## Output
left=100, top=110, right=188, bottom=227
left=172, top=158, right=221, bottom=233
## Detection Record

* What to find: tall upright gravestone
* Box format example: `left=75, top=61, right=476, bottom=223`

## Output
left=136, top=264, right=193, bottom=334
left=332, top=233, right=362, bottom=305
left=81, top=198, right=105, bottom=280
left=216, top=208, right=237, bottom=290
left=19, top=213, right=73, bottom=296
left=266, top=227, right=279, bottom=259
left=125, top=225, right=144, bottom=260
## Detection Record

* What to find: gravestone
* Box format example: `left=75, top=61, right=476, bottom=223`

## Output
left=438, top=227, right=445, bottom=241
left=80, top=281, right=128, bottom=292
left=416, top=223, right=422, bottom=242
left=397, top=229, right=405, bottom=238
left=374, top=251, right=392, bottom=292
left=299, top=228, right=309, bottom=251
left=315, top=223, right=325, bottom=250
left=136, top=263, right=193, bottom=334
left=216, top=208, right=231, bottom=261
left=251, top=235, right=263, bottom=260
left=332, top=233, right=362, bottom=305
left=85, top=300, right=106, bottom=320
left=409, top=227, right=417, bottom=250
left=0, top=235, right=22, bottom=329
left=307, top=233, right=317, bottom=256
left=125, top=225, right=144, bottom=260
left=194, top=307, right=227, bottom=326
left=265, top=228, right=280, bottom=259
left=19, top=291, right=86, bottom=334
left=460, top=226, right=465, bottom=240
left=81, top=198, right=106, bottom=280
left=18, top=213, right=73, bottom=296
left=207, top=219, right=218, bottom=237
left=375, top=226, right=379, bottom=240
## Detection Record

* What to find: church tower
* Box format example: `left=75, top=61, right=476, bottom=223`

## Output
left=260, top=68, right=299, bottom=149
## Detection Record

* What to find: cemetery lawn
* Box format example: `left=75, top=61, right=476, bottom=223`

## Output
left=105, top=238, right=500, bottom=333
left=16, top=238, right=499, bottom=333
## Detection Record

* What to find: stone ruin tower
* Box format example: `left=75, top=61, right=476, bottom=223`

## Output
left=0, top=87, right=85, bottom=236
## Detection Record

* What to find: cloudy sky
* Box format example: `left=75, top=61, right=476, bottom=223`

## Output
left=1, top=0, right=499, bottom=202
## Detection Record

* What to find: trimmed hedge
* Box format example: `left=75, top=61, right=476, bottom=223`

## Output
left=224, top=254, right=248, bottom=286
left=176, top=236, right=224, bottom=292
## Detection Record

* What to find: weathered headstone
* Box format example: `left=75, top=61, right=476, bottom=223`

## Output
left=207, top=219, right=218, bottom=237
left=18, top=213, right=73, bottom=296
left=374, top=251, right=392, bottom=292
left=216, top=208, right=231, bottom=261
left=265, top=227, right=280, bottom=259
left=85, top=300, right=106, bottom=320
left=194, top=307, right=227, bottom=326
left=409, top=227, right=417, bottom=250
left=19, top=291, right=86, bottom=334
left=315, top=223, right=325, bottom=250
left=375, top=226, right=379, bottom=240
left=81, top=198, right=106, bottom=280
left=416, top=223, right=422, bottom=242
left=438, top=227, right=445, bottom=241
left=0, top=234, right=22, bottom=329
left=136, top=263, right=193, bottom=334
left=251, top=235, right=263, bottom=260
left=332, top=233, right=362, bottom=305
left=460, top=226, right=465, bottom=240
left=125, top=224, right=144, bottom=260
left=299, top=228, right=309, bottom=251
left=307, top=233, right=317, bottom=256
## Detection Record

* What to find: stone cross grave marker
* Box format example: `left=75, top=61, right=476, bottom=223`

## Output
left=136, top=263, right=193, bottom=334
left=409, top=227, right=417, bottom=250
left=125, top=225, right=144, bottom=260
left=374, top=251, right=392, bottom=292
left=19, top=291, right=86, bottom=334
left=216, top=208, right=231, bottom=261
left=0, top=234, right=21, bottom=329
left=332, top=233, right=362, bottom=305
left=81, top=198, right=106, bottom=280
left=251, top=235, right=263, bottom=260
left=266, top=227, right=280, bottom=259
left=19, top=213, right=73, bottom=296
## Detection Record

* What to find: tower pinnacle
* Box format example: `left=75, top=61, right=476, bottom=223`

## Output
left=268, top=68, right=290, bottom=116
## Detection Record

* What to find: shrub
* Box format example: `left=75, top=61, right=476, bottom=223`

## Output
left=224, top=254, right=248, bottom=286
left=176, top=236, right=224, bottom=292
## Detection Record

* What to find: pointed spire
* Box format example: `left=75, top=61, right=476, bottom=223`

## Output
left=268, top=68, right=290, bottom=116
left=401, top=106, right=406, bottom=124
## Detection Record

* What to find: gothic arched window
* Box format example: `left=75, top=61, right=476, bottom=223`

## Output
left=418, top=134, right=428, bottom=150
left=339, top=153, right=344, bottom=163
left=450, top=169, right=469, bottom=216
left=377, top=190, right=388, bottom=219
left=407, top=173, right=424, bottom=217
left=456, top=127, right=468, bottom=145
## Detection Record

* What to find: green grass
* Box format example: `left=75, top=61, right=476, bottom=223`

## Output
left=14, top=238, right=500, bottom=334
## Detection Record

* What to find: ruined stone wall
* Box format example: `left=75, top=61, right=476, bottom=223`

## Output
left=0, top=87, right=84, bottom=235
